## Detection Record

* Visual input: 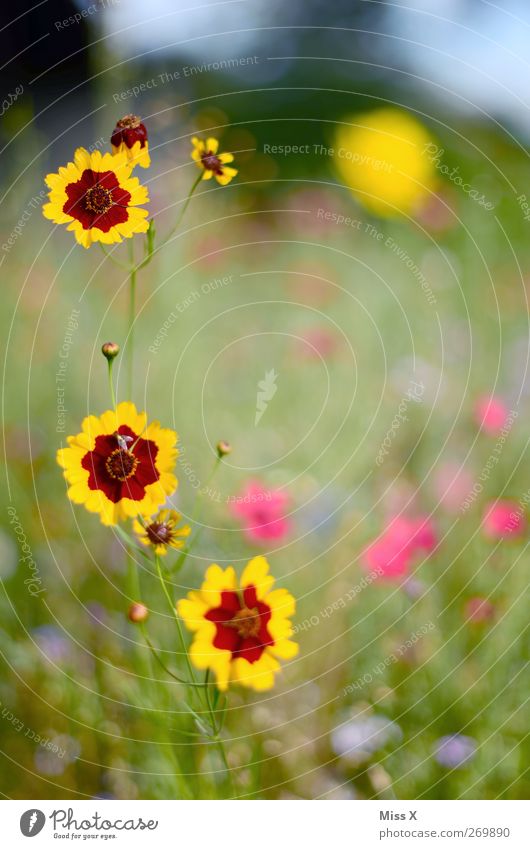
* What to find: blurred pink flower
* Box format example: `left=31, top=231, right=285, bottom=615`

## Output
left=464, top=596, right=495, bottom=623
left=433, top=461, right=474, bottom=513
left=482, top=499, right=525, bottom=539
left=298, top=327, right=339, bottom=360
left=414, top=189, right=457, bottom=233
left=230, top=481, right=291, bottom=542
left=362, top=514, right=437, bottom=581
left=474, top=395, right=508, bottom=435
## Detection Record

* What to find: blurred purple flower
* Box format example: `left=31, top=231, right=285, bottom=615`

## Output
left=34, top=735, right=81, bottom=776
left=32, top=625, right=71, bottom=664
left=434, top=734, right=477, bottom=768
left=332, top=715, right=402, bottom=765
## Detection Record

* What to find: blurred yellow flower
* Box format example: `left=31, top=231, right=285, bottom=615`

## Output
left=334, top=108, right=437, bottom=217
left=133, top=509, right=191, bottom=556
left=191, top=137, right=238, bottom=185
left=178, top=557, right=298, bottom=691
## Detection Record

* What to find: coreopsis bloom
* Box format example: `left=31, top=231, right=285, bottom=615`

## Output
left=57, top=402, right=178, bottom=526
left=178, top=557, right=298, bottom=691
left=482, top=499, right=525, bottom=539
left=230, top=481, right=291, bottom=543
left=474, top=395, right=508, bottom=435
left=362, top=514, right=437, bottom=580
left=43, top=148, right=149, bottom=248
left=133, top=509, right=191, bottom=556
left=111, top=114, right=150, bottom=169
left=334, top=108, right=436, bottom=217
left=191, top=137, right=237, bottom=185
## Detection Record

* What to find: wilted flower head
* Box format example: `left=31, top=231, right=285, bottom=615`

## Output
left=475, top=395, right=508, bottom=435
left=111, top=114, right=150, bottom=168
left=482, top=499, right=526, bottom=540
left=231, top=481, right=291, bottom=542
left=433, top=734, right=476, bottom=768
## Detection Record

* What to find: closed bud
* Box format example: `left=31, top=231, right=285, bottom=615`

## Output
left=216, top=440, right=232, bottom=458
left=128, top=602, right=148, bottom=623
left=102, top=341, right=120, bottom=361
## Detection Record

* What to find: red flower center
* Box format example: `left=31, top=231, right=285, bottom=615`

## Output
left=64, top=169, right=131, bottom=232
left=105, top=448, right=139, bottom=481
left=226, top=607, right=261, bottom=639
left=146, top=522, right=172, bottom=545
left=81, top=425, right=160, bottom=503
left=85, top=185, right=113, bottom=215
left=205, top=586, right=274, bottom=663
left=201, top=151, right=223, bottom=175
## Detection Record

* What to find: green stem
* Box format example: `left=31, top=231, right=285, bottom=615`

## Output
left=128, top=258, right=137, bottom=400
left=173, top=456, right=222, bottom=573
left=107, top=360, right=116, bottom=409
left=155, top=553, right=197, bottom=689
left=158, top=173, right=202, bottom=249
left=204, top=671, right=235, bottom=797
left=141, top=627, right=206, bottom=688
left=99, top=242, right=130, bottom=271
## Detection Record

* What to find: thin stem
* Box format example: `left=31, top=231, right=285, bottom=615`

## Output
left=203, top=670, right=235, bottom=797
left=141, top=628, right=206, bottom=687
left=99, top=243, right=130, bottom=271
left=158, top=173, right=202, bottom=249
left=155, top=553, right=197, bottom=689
left=173, top=456, right=222, bottom=573
left=107, top=360, right=116, bottom=409
left=128, top=257, right=137, bottom=400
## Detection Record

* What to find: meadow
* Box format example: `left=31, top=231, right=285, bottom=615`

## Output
left=1, top=102, right=529, bottom=800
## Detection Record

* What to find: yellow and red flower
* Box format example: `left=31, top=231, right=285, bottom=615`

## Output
left=178, top=557, right=298, bottom=691
left=111, top=114, right=151, bottom=169
left=133, top=509, right=191, bottom=556
left=43, top=147, right=149, bottom=248
left=57, top=402, right=178, bottom=526
left=191, top=137, right=237, bottom=186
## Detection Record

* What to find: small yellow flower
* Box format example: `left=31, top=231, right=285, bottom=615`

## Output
left=43, top=147, right=149, bottom=248
left=178, top=557, right=298, bottom=691
left=133, top=509, right=191, bottom=556
left=334, top=108, right=437, bottom=217
left=57, top=402, right=178, bottom=526
left=191, top=137, right=237, bottom=185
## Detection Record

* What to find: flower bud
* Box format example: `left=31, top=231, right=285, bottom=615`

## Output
left=128, top=602, right=149, bottom=623
left=101, top=341, right=120, bottom=361
left=216, top=440, right=232, bottom=458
